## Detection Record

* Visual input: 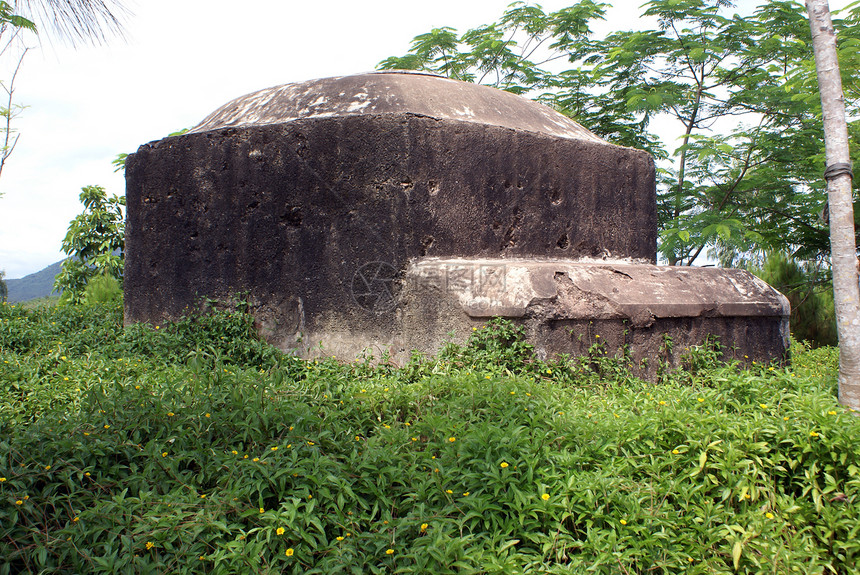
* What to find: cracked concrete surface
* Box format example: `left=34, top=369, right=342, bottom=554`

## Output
left=125, top=72, right=789, bottom=376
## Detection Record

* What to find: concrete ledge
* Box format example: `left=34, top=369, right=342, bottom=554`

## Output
left=406, top=258, right=789, bottom=320
left=290, top=258, right=790, bottom=377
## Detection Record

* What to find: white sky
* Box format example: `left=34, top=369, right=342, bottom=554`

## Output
left=0, top=0, right=848, bottom=278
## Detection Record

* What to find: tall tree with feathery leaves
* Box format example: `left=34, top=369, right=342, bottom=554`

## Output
left=805, top=0, right=860, bottom=408
left=0, top=0, right=127, bottom=187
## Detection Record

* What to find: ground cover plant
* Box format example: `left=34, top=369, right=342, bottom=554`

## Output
left=1, top=300, right=858, bottom=574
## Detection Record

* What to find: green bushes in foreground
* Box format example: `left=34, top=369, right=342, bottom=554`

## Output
left=0, top=300, right=858, bottom=574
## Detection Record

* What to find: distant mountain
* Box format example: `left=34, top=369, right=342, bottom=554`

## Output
left=5, top=260, right=64, bottom=303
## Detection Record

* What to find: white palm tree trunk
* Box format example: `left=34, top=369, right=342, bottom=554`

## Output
left=806, top=0, right=860, bottom=409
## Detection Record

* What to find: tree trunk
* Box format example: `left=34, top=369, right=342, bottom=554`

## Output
left=806, top=0, right=860, bottom=409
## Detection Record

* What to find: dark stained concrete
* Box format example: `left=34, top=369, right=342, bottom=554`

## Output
left=124, top=71, right=788, bottom=372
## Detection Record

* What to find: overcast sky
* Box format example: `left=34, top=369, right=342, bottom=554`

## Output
left=0, top=0, right=848, bottom=278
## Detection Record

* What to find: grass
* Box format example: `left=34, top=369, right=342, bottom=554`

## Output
left=0, top=299, right=858, bottom=574
left=18, top=295, right=60, bottom=310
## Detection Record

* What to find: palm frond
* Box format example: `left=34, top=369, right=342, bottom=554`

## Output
left=14, top=0, right=129, bottom=45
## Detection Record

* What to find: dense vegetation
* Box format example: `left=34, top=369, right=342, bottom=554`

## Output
left=379, top=0, right=860, bottom=271
left=1, top=300, right=858, bottom=574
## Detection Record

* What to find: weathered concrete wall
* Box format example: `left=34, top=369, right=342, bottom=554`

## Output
left=124, top=71, right=789, bottom=373
left=399, top=259, right=789, bottom=376
left=125, top=113, right=656, bottom=348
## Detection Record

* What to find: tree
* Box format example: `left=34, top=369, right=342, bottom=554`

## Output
left=751, top=252, right=837, bottom=347
left=806, top=0, right=860, bottom=409
left=12, top=0, right=127, bottom=46
left=0, top=269, right=7, bottom=302
left=0, top=0, right=127, bottom=190
left=379, top=0, right=860, bottom=272
left=0, top=2, right=34, bottom=188
left=53, top=185, right=124, bottom=305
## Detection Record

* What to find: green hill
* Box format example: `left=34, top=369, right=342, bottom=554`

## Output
left=5, top=260, right=64, bottom=302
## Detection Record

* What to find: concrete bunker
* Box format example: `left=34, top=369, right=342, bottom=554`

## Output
left=124, top=71, right=789, bottom=374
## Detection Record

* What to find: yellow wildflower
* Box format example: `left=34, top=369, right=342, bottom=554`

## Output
left=285, top=548, right=294, bottom=556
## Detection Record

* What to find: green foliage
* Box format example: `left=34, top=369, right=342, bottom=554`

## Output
left=83, top=274, right=122, bottom=306
left=751, top=252, right=837, bottom=348
left=0, top=270, right=6, bottom=303
left=0, top=304, right=857, bottom=573
left=438, top=318, right=537, bottom=375
left=378, top=0, right=860, bottom=273
left=0, top=2, right=36, bottom=189
left=0, top=2, right=35, bottom=32
left=53, top=185, right=125, bottom=305
left=19, top=295, right=59, bottom=310
left=110, top=152, right=127, bottom=172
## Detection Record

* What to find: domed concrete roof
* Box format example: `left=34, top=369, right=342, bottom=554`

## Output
left=188, top=71, right=606, bottom=144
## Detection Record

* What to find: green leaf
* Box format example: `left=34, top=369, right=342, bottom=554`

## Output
left=732, top=540, right=743, bottom=570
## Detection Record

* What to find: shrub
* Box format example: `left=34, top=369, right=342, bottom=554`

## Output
left=83, top=274, right=122, bottom=306
left=54, top=185, right=125, bottom=306
left=0, top=304, right=856, bottom=574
